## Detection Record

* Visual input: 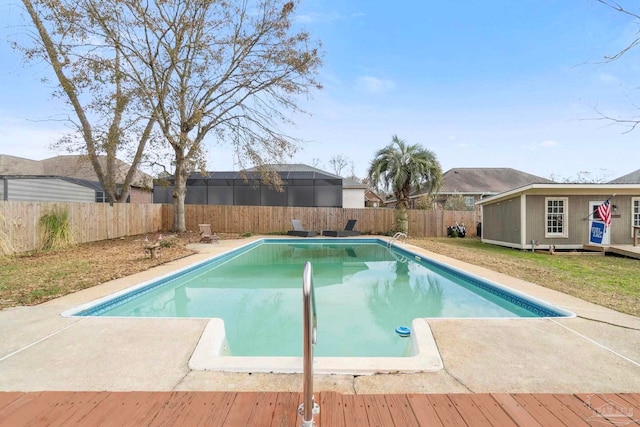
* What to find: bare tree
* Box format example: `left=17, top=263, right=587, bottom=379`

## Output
left=593, top=1, right=640, bottom=131
left=87, top=0, right=322, bottom=231
left=596, top=0, right=640, bottom=54
left=548, top=169, right=613, bottom=183
left=328, top=154, right=350, bottom=176
left=16, top=0, right=158, bottom=204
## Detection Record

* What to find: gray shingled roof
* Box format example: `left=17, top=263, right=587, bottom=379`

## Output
left=244, top=163, right=341, bottom=179
left=343, top=176, right=367, bottom=188
left=439, top=167, right=553, bottom=194
left=608, top=169, right=640, bottom=184
left=180, top=164, right=341, bottom=182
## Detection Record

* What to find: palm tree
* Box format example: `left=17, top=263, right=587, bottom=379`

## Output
left=368, top=135, right=442, bottom=234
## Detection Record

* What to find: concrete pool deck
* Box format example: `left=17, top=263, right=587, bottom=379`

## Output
left=1, top=236, right=639, bottom=394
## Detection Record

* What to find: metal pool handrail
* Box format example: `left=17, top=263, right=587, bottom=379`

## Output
left=387, top=231, right=407, bottom=247
left=298, top=261, right=319, bottom=427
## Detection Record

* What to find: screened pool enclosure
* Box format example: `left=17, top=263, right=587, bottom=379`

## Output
left=153, top=165, right=343, bottom=207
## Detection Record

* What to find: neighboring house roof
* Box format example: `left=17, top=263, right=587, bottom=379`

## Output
left=343, top=177, right=367, bottom=189
left=438, top=167, right=553, bottom=195
left=39, top=155, right=152, bottom=189
left=395, top=167, right=554, bottom=205
left=608, top=168, right=640, bottom=184
left=0, top=154, right=152, bottom=189
left=0, top=155, right=44, bottom=175
left=476, top=183, right=640, bottom=206
left=364, top=189, right=384, bottom=203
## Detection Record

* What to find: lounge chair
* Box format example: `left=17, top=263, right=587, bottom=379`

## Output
left=287, top=219, right=317, bottom=237
left=322, top=219, right=361, bottom=237
left=198, top=224, right=219, bottom=243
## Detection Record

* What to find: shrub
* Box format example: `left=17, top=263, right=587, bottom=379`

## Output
left=39, top=207, right=75, bottom=251
left=444, top=193, right=473, bottom=211
left=159, top=239, right=174, bottom=248
left=414, top=194, right=437, bottom=210
left=158, top=235, right=180, bottom=248
left=0, top=212, right=13, bottom=257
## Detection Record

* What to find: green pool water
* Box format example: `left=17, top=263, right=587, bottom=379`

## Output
left=74, top=239, right=569, bottom=357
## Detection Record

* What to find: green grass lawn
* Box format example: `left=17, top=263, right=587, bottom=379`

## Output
left=408, top=237, right=640, bottom=317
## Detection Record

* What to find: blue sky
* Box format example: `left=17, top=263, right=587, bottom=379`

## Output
left=1, top=0, right=640, bottom=181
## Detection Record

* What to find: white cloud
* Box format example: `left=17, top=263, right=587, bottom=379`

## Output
left=598, top=73, right=619, bottom=85
left=356, top=76, right=395, bottom=94
left=295, top=9, right=364, bottom=24
left=294, top=12, right=343, bottom=24
left=539, top=140, right=558, bottom=148
left=521, top=139, right=558, bottom=152
left=0, top=115, right=66, bottom=160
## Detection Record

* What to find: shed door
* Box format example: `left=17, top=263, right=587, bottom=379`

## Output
left=589, top=201, right=610, bottom=245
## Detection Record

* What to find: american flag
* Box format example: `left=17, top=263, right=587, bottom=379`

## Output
left=597, top=200, right=612, bottom=228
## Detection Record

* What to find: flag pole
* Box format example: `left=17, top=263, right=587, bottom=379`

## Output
left=583, top=194, right=615, bottom=221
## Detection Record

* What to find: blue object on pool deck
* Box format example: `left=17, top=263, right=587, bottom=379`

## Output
left=395, top=326, right=411, bottom=337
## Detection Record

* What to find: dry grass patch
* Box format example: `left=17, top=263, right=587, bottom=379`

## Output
left=0, top=232, right=241, bottom=309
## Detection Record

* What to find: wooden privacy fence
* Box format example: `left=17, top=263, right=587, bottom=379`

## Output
left=0, top=201, right=477, bottom=254
left=163, top=204, right=478, bottom=238
left=0, top=201, right=163, bottom=254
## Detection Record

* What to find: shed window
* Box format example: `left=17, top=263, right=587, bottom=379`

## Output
left=633, top=197, right=640, bottom=228
left=545, top=197, right=568, bottom=238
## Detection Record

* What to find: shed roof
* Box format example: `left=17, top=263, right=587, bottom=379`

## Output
left=609, top=168, right=640, bottom=184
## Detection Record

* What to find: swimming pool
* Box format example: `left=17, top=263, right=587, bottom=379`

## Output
left=65, top=238, right=574, bottom=374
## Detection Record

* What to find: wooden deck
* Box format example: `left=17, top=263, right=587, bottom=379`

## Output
left=1, top=391, right=639, bottom=426
left=607, top=244, right=640, bottom=260
left=583, top=244, right=640, bottom=260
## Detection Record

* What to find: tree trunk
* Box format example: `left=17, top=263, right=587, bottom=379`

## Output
left=172, top=148, right=188, bottom=232
left=396, top=199, right=409, bottom=235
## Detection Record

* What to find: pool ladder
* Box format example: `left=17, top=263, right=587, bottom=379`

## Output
left=298, top=262, right=319, bottom=427
left=387, top=232, right=409, bottom=263
left=387, top=231, right=407, bottom=247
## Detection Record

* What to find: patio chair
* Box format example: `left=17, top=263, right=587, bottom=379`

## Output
left=287, top=219, right=317, bottom=237
left=322, top=219, right=361, bottom=237
left=198, top=224, right=219, bottom=243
